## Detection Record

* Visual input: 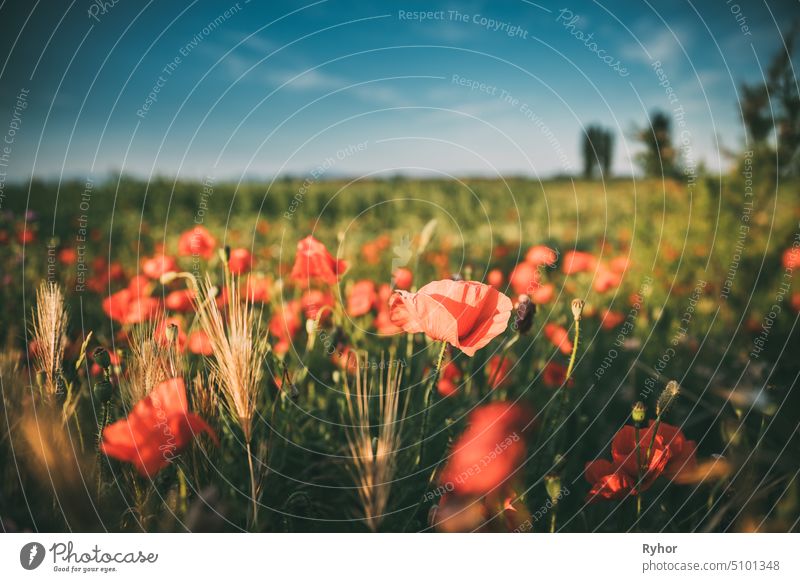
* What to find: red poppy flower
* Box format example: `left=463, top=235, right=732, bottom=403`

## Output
left=584, top=422, right=697, bottom=502
left=361, top=235, right=391, bottom=265
left=393, top=268, right=413, bottom=291
left=301, top=289, right=335, bottom=321
left=609, top=256, right=631, bottom=274
left=374, top=307, right=403, bottom=336
left=228, top=247, right=253, bottom=275
left=101, top=378, right=217, bottom=477
left=269, top=300, right=301, bottom=355
left=17, top=227, right=36, bottom=244
left=102, top=289, right=160, bottom=325
left=437, top=361, right=462, bottom=397
left=544, top=323, right=573, bottom=355
left=187, top=330, right=213, bottom=356
left=347, top=280, right=378, bottom=317
left=487, top=269, right=504, bottom=288
left=389, top=280, right=512, bottom=357
left=525, top=245, right=557, bottom=267
left=531, top=283, right=555, bottom=304
left=58, top=248, right=77, bottom=265
left=439, top=402, right=532, bottom=497
left=600, top=309, right=625, bottom=330
left=594, top=267, right=622, bottom=293
left=290, top=235, right=347, bottom=285
left=542, top=361, right=572, bottom=388
left=241, top=274, right=271, bottom=303
left=178, top=226, right=216, bottom=259
left=141, top=255, right=178, bottom=280
left=782, top=246, right=800, bottom=270
left=562, top=250, right=596, bottom=274
left=165, top=289, right=195, bottom=312
left=509, top=262, right=540, bottom=296
left=487, top=355, right=513, bottom=389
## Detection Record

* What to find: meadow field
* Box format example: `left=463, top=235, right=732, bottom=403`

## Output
left=1, top=174, right=798, bottom=533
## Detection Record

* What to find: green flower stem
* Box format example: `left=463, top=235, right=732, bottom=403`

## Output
left=416, top=341, right=447, bottom=468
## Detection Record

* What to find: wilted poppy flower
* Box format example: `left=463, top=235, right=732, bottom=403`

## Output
left=290, top=235, right=347, bottom=285
left=439, top=402, right=532, bottom=496
left=228, top=247, right=253, bottom=275
left=584, top=421, right=697, bottom=502
left=101, top=378, right=217, bottom=477
left=544, top=323, right=573, bottom=355
left=103, top=289, right=160, bottom=325
left=178, top=226, right=216, bottom=259
left=389, top=280, right=512, bottom=357
left=347, top=280, right=378, bottom=317
left=141, top=255, right=178, bottom=280
left=562, top=250, right=596, bottom=274
left=509, top=262, right=540, bottom=296
left=393, top=268, right=413, bottom=291
left=525, top=245, right=557, bottom=267
left=487, top=355, right=513, bottom=389
left=187, top=330, right=213, bottom=356
left=165, top=289, right=195, bottom=313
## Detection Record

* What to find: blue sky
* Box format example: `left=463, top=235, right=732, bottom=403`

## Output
left=0, top=0, right=796, bottom=182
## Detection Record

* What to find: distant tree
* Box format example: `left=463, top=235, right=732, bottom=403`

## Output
left=635, top=110, right=678, bottom=178
left=766, top=23, right=800, bottom=175
left=739, top=82, right=773, bottom=145
left=581, top=125, right=614, bottom=179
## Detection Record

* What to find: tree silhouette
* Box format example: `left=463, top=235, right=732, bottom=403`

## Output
left=581, top=125, right=614, bottom=179
left=636, top=110, right=678, bottom=178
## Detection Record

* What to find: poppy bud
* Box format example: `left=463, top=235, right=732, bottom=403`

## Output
left=165, top=323, right=179, bottom=345
left=93, top=379, right=113, bottom=403
left=720, top=417, right=742, bottom=447
left=219, top=245, right=231, bottom=264
left=631, top=401, right=646, bottom=426
left=544, top=474, right=562, bottom=503
left=92, top=347, right=112, bottom=370
left=571, top=299, right=585, bottom=321
left=514, top=294, right=535, bottom=334
left=35, top=370, right=46, bottom=389
left=281, top=379, right=299, bottom=401
left=656, top=380, right=680, bottom=416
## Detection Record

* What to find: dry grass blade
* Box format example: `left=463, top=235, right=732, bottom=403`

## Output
left=30, top=281, right=68, bottom=397
left=343, top=354, right=405, bottom=532
left=193, top=275, right=268, bottom=443
left=121, top=317, right=172, bottom=405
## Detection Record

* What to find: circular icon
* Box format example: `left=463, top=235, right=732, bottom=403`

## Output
left=20, top=542, right=46, bottom=570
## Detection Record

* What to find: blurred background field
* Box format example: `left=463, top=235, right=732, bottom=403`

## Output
left=1, top=173, right=798, bottom=532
